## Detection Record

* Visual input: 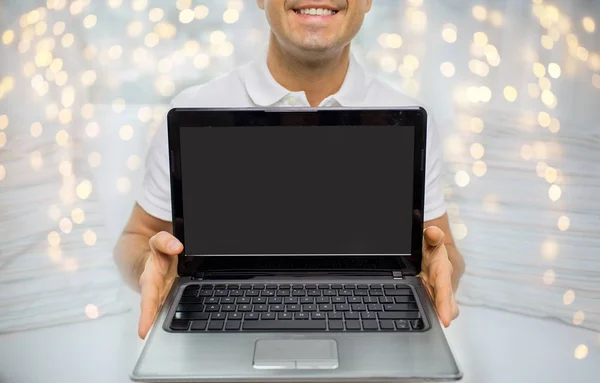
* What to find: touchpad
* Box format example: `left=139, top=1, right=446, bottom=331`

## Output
left=253, top=339, right=339, bottom=370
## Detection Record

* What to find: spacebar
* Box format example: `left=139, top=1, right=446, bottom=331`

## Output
left=243, top=321, right=326, bottom=331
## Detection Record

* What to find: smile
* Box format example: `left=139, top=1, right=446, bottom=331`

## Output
left=293, top=8, right=339, bottom=16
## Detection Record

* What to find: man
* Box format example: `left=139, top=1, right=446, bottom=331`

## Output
left=114, top=0, right=465, bottom=340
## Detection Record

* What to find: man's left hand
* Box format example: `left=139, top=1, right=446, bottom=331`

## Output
left=419, top=226, right=459, bottom=327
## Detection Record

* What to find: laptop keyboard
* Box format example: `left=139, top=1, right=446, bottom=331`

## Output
left=168, top=283, right=425, bottom=332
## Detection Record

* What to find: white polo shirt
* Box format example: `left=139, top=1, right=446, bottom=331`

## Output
left=139, top=53, right=446, bottom=223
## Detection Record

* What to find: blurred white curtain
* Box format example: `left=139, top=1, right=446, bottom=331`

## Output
left=0, top=0, right=598, bottom=332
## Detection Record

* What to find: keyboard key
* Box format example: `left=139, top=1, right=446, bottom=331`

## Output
left=316, top=297, right=330, bottom=304
left=384, top=304, right=419, bottom=311
left=292, top=284, right=304, bottom=289
left=214, top=290, right=228, bottom=297
left=206, top=297, right=220, bottom=304
left=344, top=312, right=360, bottom=320
left=308, top=290, right=321, bottom=297
left=228, top=312, right=243, bottom=320
left=284, top=297, right=298, bottom=304
left=252, top=297, right=267, bottom=304
left=170, top=319, right=190, bottom=330
left=335, top=304, right=350, bottom=311
left=245, top=313, right=259, bottom=320
left=175, top=312, right=209, bottom=320
left=199, top=290, right=213, bottom=297
left=182, top=286, right=199, bottom=296
left=351, top=304, right=367, bottom=312
left=238, top=305, right=252, bottom=312
left=279, top=284, right=291, bottom=289
left=378, top=312, right=421, bottom=320
left=367, top=304, right=383, bottom=311
left=243, top=321, right=326, bottom=331
left=369, top=289, right=383, bottom=296
left=277, top=290, right=291, bottom=297
left=332, top=297, right=346, bottom=304
left=344, top=284, right=357, bottom=289
left=395, top=320, right=410, bottom=330
left=208, top=321, right=224, bottom=330
left=302, top=304, right=317, bottom=312
left=221, top=297, right=235, bottom=304
left=411, top=319, right=425, bottom=330
left=354, top=290, right=368, bottom=296
left=348, top=297, right=362, bottom=304
left=328, top=312, right=343, bottom=320
left=214, top=284, right=227, bottom=290
left=317, top=284, right=330, bottom=289
left=328, top=321, right=344, bottom=330
left=261, top=312, right=276, bottom=320
left=379, top=320, right=395, bottom=330
left=363, top=320, right=379, bottom=330
left=205, top=304, right=220, bottom=312
left=294, top=312, right=310, bottom=320
left=261, top=290, right=275, bottom=297
left=201, top=284, right=213, bottom=290
left=379, top=297, right=394, bottom=304
left=384, top=289, right=412, bottom=296
left=311, top=312, right=326, bottom=320
left=230, top=290, right=243, bottom=297
left=323, top=290, right=337, bottom=296
left=225, top=321, right=241, bottom=330
left=345, top=320, right=361, bottom=330
left=394, top=296, right=416, bottom=303
left=254, top=305, right=268, bottom=312
left=253, top=284, right=266, bottom=290
left=266, top=284, right=278, bottom=289
left=221, top=305, right=236, bottom=312
left=318, top=304, right=333, bottom=311
left=357, top=284, right=369, bottom=289
left=278, top=312, right=293, bottom=320
left=339, top=290, right=353, bottom=296
left=177, top=304, right=204, bottom=312
left=331, top=284, right=343, bottom=289
left=360, top=312, right=378, bottom=321
left=364, top=297, right=378, bottom=304
left=227, top=284, right=239, bottom=290
left=396, top=285, right=411, bottom=290
left=300, top=297, right=314, bottom=304
left=271, top=305, right=284, bottom=312
left=246, top=291, right=259, bottom=297
left=287, top=304, right=301, bottom=312
left=179, top=296, right=203, bottom=304
left=382, top=284, right=396, bottom=289
left=237, top=297, right=251, bottom=304
left=292, top=290, right=306, bottom=297
left=268, top=297, right=283, bottom=304
left=240, top=284, right=252, bottom=289
left=211, top=313, right=227, bottom=320
left=191, top=321, right=207, bottom=330
left=305, top=284, right=317, bottom=289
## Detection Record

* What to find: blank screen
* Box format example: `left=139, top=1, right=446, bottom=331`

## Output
left=179, top=125, right=415, bottom=255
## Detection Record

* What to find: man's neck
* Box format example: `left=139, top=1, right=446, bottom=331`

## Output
left=266, top=36, right=350, bottom=107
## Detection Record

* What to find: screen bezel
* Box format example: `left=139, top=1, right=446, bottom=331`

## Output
left=167, top=107, right=427, bottom=277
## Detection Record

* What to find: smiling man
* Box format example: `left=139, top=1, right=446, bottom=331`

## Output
left=114, top=0, right=465, bottom=339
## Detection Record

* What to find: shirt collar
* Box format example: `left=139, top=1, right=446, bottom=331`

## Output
left=242, top=49, right=369, bottom=107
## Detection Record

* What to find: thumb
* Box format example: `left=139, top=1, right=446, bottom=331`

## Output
left=423, top=226, right=444, bottom=248
left=150, top=231, right=183, bottom=256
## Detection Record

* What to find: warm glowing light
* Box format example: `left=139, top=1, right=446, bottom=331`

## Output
left=176, top=0, right=192, bottom=10
left=441, top=24, right=457, bottom=43
left=108, top=0, right=123, bottom=9
left=582, top=17, right=596, bottom=33
left=71, top=208, right=85, bottom=224
left=472, top=5, right=487, bottom=21
left=440, top=62, right=455, bottom=77
left=48, top=231, right=61, bottom=247
left=541, top=90, right=557, bottom=108
left=455, top=171, right=470, bottom=187
left=30, top=151, right=43, bottom=171
left=469, top=59, right=489, bottom=76
left=132, top=0, right=148, bottom=12
left=81, top=104, right=94, bottom=119
left=548, top=63, right=561, bottom=78
left=577, top=46, right=589, bottom=61
left=0, top=133, right=6, bottom=148
left=83, top=229, right=97, bottom=245
left=179, top=9, right=195, bottom=23
left=55, top=129, right=69, bottom=146
left=76, top=180, right=93, bottom=200
left=112, top=98, right=126, bottom=113
left=533, top=62, right=546, bottom=78
left=59, top=217, right=73, bottom=234
left=210, top=30, right=227, bottom=45
left=573, top=311, right=585, bottom=326
left=538, top=112, right=551, bottom=127
left=504, top=86, right=517, bottom=102
left=453, top=223, right=468, bottom=240
left=470, top=143, right=485, bottom=159
left=85, top=304, right=99, bottom=319
left=0, top=165, right=5, bottom=181
left=558, top=215, right=570, bottom=231
left=470, top=117, right=484, bottom=133
left=574, top=344, right=588, bottom=359
left=544, top=167, right=558, bottom=183
left=59, top=160, right=72, bottom=176
left=193, top=54, right=210, bottom=69
left=542, top=239, right=558, bottom=260
left=541, top=35, right=554, bottom=50
left=536, top=162, right=548, bottom=177
left=149, top=8, right=164, bottom=22
left=83, top=14, right=97, bottom=28
left=489, top=10, right=503, bottom=26
left=2, top=30, right=15, bottom=45
left=61, top=33, right=74, bottom=48
left=543, top=269, right=555, bottom=285
left=473, top=32, right=488, bottom=46
left=88, top=152, right=101, bottom=167
left=539, top=77, right=551, bottom=90
left=195, top=5, right=209, bottom=19
left=0, top=115, right=9, bottom=130
left=549, top=185, right=562, bottom=201
left=223, top=9, right=240, bottom=24
left=120, top=125, right=134, bottom=140
left=521, top=145, right=534, bottom=160
left=563, top=290, right=575, bottom=305
left=144, top=32, right=159, bottom=47
left=472, top=160, right=487, bottom=177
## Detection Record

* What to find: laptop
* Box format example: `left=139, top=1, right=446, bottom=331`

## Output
left=131, top=107, right=461, bottom=382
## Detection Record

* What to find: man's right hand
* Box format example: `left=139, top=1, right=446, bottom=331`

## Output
left=138, top=231, right=183, bottom=339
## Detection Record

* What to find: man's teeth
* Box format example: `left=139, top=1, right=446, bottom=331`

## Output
left=296, top=8, right=337, bottom=16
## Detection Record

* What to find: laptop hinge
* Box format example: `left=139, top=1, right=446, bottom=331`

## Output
left=192, top=272, right=205, bottom=280
left=392, top=271, right=404, bottom=279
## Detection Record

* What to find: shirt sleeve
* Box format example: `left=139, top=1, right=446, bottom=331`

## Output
left=137, top=114, right=173, bottom=221
left=423, top=114, right=447, bottom=222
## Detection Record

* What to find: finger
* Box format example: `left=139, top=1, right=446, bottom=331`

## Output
left=149, top=231, right=182, bottom=255
left=423, top=226, right=444, bottom=248
left=451, top=291, right=460, bottom=320
left=138, top=274, right=162, bottom=339
left=432, top=260, right=454, bottom=327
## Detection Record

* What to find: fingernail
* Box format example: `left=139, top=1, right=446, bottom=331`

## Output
left=168, top=239, right=181, bottom=252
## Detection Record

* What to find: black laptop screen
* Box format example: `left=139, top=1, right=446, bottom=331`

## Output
left=179, top=125, right=415, bottom=256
